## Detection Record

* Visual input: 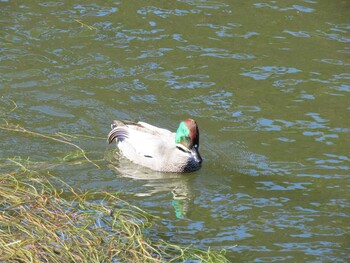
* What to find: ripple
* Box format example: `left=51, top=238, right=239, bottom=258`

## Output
left=275, top=241, right=347, bottom=261
left=283, top=30, right=311, bottom=38
left=254, top=3, right=315, bottom=13
left=130, top=94, right=157, bottom=103
left=276, top=137, right=296, bottom=143
left=30, top=105, right=75, bottom=118
left=318, top=58, right=350, bottom=66
left=305, top=112, right=328, bottom=123
left=146, top=69, right=215, bottom=89
left=137, top=6, right=201, bottom=18
left=317, top=30, right=350, bottom=43
left=200, top=52, right=255, bottom=60
left=4, top=68, right=43, bottom=81
left=38, top=2, right=64, bottom=7
left=128, top=48, right=173, bottom=60
left=292, top=4, right=314, bottom=13
left=254, top=256, right=294, bottom=262
left=172, top=33, right=187, bottom=42
left=303, top=131, right=339, bottom=145
left=273, top=78, right=303, bottom=88
left=256, top=118, right=282, bottom=131
left=73, top=4, right=118, bottom=17
left=306, top=156, right=349, bottom=171
left=299, top=92, right=315, bottom=100
left=178, top=44, right=224, bottom=52
left=115, top=28, right=168, bottom=43
left=10, top=80, right=38, bottom=89
left=177, top=44, right=255, bottom=59
left=333, top=73, right=350, bottom=80
left=241, top=66, right=302, bottom=80
left=256, top=181, right=311, bottom=191
left=197, top=23, right=259, bottom=39
left=179, top=0, right=229, bottom=9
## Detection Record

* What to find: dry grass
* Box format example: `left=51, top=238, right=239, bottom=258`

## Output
left=0, top=120, right=100, bottom=168
left=0, top=169, right=228, bottom=262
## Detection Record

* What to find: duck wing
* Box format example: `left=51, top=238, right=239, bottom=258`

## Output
left=137, top=121, right=173, bottom=137
left=108, top=120, right=175, bottom=157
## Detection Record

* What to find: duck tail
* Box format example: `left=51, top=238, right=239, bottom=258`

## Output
left=107, top=120, right=129, bottom=144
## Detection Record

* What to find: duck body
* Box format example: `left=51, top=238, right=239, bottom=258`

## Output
left=107, top=119, right=202, bottom=173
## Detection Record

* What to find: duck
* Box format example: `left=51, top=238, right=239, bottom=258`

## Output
left=107, top=119, right=202, bottom=173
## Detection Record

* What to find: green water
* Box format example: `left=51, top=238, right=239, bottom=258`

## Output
left=1, top=1, right=349, bottom=261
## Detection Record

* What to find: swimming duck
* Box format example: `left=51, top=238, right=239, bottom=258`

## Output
left=107, top=119, right=202, bottom=172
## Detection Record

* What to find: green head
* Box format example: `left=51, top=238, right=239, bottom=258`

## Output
left=175, top=119, right=199, bottom=149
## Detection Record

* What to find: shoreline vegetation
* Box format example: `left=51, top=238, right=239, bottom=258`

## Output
left=0, top=120, right=228, bottom=262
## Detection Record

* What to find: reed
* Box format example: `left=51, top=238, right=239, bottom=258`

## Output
left=0, top=169, right=228, bottom=262
left=0, top=121, right=100, bottom=168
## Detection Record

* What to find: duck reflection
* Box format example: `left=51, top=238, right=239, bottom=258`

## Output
left=108, top=154, right=193, bottom=218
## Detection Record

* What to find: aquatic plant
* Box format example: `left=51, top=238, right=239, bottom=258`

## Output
left=0, top=167, right=228, bottom=262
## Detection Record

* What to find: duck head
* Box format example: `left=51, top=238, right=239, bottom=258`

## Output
left=175, top=119, right=202, bottom=164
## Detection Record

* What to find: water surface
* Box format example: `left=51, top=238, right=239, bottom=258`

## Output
left=1, top=1, right=349, bottom=261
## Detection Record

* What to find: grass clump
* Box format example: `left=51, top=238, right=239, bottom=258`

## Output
left=0, top=171, right=228, bottom=263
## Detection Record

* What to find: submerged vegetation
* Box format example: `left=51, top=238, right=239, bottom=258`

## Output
left=0, top=119, right=228, bottom=262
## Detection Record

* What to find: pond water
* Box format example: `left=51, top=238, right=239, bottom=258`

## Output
left=1, top=0, right=349, bottom=261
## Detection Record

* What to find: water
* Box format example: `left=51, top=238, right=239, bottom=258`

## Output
left=1, top=1, right=349, bottom=261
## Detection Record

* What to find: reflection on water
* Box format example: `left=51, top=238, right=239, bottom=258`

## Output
left=1, top=0, right=350, bottom=261
left=107, top=151, right=193, bottom=219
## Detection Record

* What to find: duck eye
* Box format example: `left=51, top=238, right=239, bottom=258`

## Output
left=194, top=144, right=198, bottom=149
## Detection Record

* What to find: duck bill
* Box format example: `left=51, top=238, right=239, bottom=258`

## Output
left=192, top=148, right=202, bottom=164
